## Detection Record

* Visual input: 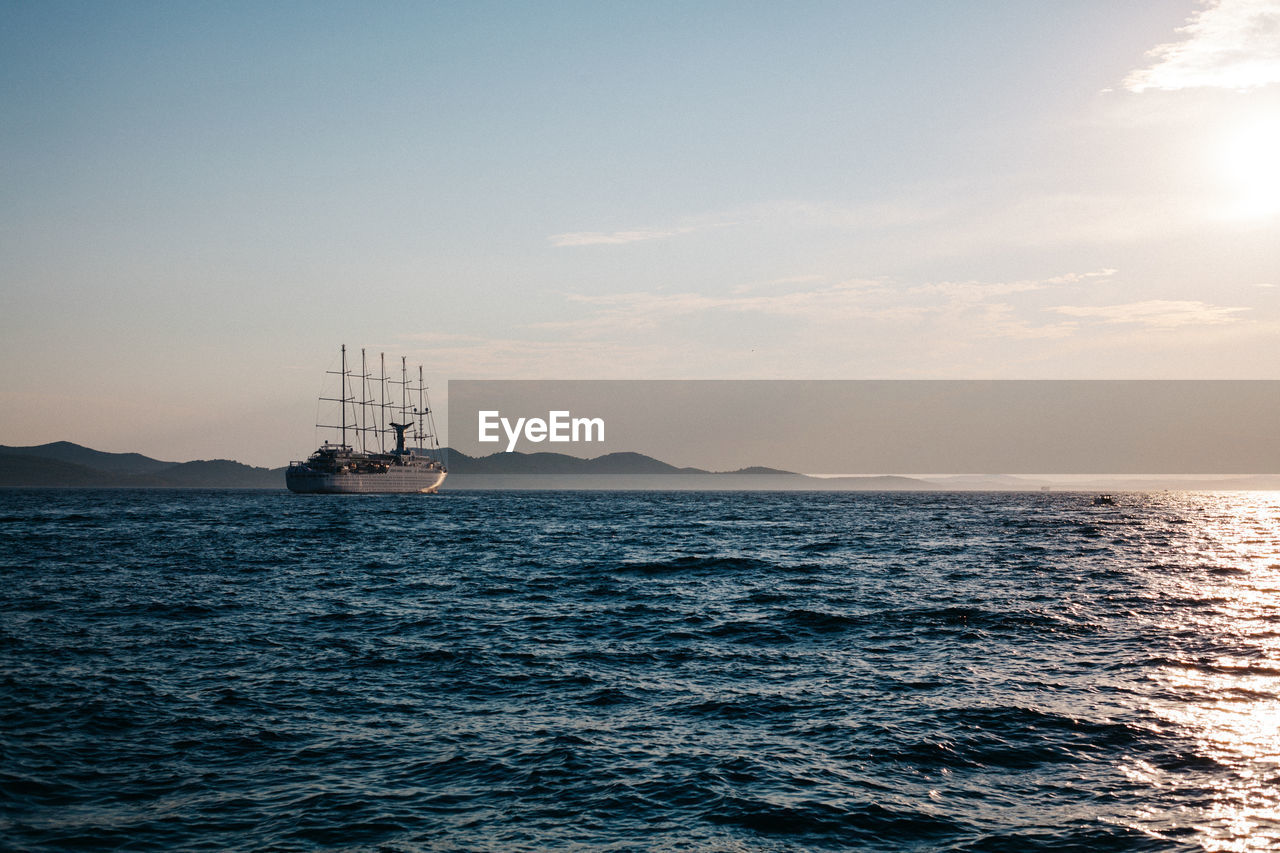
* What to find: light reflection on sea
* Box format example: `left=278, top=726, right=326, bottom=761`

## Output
left=1125, top=493, right=1280, bottom=851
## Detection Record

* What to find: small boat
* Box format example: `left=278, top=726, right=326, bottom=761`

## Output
left=1092, top=494, right=1115, bottom=506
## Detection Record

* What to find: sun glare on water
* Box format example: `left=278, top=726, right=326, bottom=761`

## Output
left=1136, top=494, right=1280, bottom=850
left=1217, top=117, right=1280, bottom=220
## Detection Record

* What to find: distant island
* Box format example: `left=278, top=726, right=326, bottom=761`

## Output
left=444, top=450, right=937, bottom=491
left=0, top=441, right=287, bottom=488
left=0, top=441, right=936, bottom=491
left=3, top=442, right=1277, bottom=491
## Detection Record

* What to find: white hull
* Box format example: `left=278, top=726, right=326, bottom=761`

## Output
left=286, top=467, right=447, bottom=494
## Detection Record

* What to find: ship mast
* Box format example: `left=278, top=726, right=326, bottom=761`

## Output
left=400, top=356, right=409, bottom=434
left=317, top=344, right=357, bottom=449
left=414, top=365, right=441, bottom=454
left=416, top=366, right=425, bottom=448
left=343, top=344, right=349, bottom=447
left=358, top=348, right=378, bottom=455
left=313, top=345, right=442, bottom=464
left=359, top=348, right=367, bottom=454
left=379, top=352, right=387, bottom=454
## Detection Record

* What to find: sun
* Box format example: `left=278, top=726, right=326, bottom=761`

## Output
left=1218, top=117, right=1280, bottom=219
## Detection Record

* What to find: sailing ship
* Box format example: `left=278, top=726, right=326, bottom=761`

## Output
left=286, top=345, right=447, bottom=494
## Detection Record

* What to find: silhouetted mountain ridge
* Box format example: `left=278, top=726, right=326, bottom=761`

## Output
left=442, top=449, right=938, bottom=490
left=1, top=442, right=944, bottom=490
left=0, top=443, right=284, bottom=488
left=4, top=442, right=1275, bottom=490
left=1, top=441, right=176, bottom=475
left=445, top=450, right=704, bottom=476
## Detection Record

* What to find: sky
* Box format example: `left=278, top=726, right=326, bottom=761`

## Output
left=2, top=0, right=1279, bottom=467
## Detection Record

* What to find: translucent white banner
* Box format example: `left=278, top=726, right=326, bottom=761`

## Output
left=447, top=380, right=1280, bottom=474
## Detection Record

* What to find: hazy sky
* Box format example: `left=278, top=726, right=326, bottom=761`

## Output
left=3, top=1, right=1279, bottom=466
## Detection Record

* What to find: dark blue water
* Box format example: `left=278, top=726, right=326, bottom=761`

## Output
left=4, top=489, right=1280, bottom=851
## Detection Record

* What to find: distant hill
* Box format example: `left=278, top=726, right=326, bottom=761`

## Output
left=447, top=450, right=701, bottom=477
left=0, top=440, right=176, bottom=475
left=443, top=449, right=938, bottom=491
left=0, top=453, right=131, bottom=487
left=6, top=441, right=1275, bottom=491
left=0, top=442, right=945, bottom=490
left=16, top=441, right=1275, bottom=492
left=147, top=460, right=285, bottom=488
left=0, top=443, right=285, bottom=489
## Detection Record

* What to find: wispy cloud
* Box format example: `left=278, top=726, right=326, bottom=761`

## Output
left=1050, top=299, right=1249, bottom=328
left=548, top=200, right=943, bottom=248
left=404, top=274, right=1273, bottom=381
left=403, top=273, right=1098, bottom=381
left=909, top=269, right=1117, bottom=303
left=556, top=279, right=906, bottom=328
left=534, top=270, right=1112, bottom=341
left=399, top=332, right=680, bottom=378
left=549, top=225, right=707, bottom=247
left=1125, top=0, right=1280, bottom=92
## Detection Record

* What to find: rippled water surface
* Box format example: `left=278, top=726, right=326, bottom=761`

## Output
left=4, top=488, right=1280, bottom=851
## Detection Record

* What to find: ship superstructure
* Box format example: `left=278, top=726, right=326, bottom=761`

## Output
left=286, top=345, right=446, bottom=494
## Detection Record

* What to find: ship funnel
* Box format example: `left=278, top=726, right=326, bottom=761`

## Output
left=390, top=422, right=411, bottom=455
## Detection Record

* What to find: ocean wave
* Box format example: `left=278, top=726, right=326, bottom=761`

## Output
left=4, top=489, right=1279, bottom=851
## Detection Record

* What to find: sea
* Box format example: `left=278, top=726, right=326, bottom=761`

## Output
left=4, top=488, right=1280, bottom=852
